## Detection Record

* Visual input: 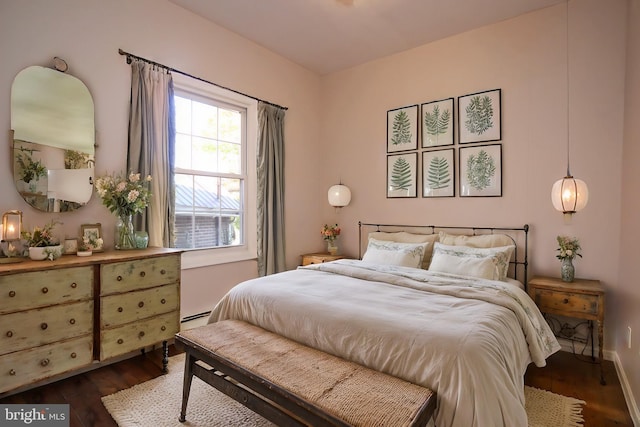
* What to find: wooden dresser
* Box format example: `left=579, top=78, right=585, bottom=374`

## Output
left=0, top=248, right=181, bottom=396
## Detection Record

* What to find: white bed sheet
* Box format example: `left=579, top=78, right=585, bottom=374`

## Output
left=208, top=259, right=559, bottom=427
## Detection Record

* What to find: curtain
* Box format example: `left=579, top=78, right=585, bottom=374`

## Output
left=257, top=102, right=286, bottom=276
left=127, top=60, right=176, bottom=247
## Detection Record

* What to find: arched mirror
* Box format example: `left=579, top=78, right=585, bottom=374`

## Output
left=11, top=63, right=95, bottom=212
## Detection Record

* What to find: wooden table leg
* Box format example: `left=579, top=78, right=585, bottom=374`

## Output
left=179, top=352, right=194, bottom=423
left=162, top=340, right=169, bottom=373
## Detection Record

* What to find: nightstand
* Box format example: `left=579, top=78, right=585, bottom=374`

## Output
left=528, top=276, right=605, bottom=385
left=301, top=253, right=344, bottom=266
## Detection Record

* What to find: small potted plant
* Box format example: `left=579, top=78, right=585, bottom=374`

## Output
left=77, top=233, right=103, bottom=257
left=16, top=152, right=47, bottom=192
left=21, top=220, right=63, bottom=260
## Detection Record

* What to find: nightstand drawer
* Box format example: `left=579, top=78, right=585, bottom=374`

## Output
left=301, top=253, right=344, bottom=266
left=532, top=289, right=599, bottom=318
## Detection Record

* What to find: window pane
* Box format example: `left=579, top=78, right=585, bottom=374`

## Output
left=175, top=96, right=191, bottom=134
left=175, top=133, right=192, bottom=169
left=192, top=136, right=218, bottom=173
left=218, top=141, right=241, bottom=174
left=218, top=108, right=241, bottom=143
left=192, top=100, right=218, bottom=138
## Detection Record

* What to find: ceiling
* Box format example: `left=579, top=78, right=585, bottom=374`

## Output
left=169, top=0, right=565, bottom=75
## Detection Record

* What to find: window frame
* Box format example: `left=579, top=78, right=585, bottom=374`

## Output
left=172, top=73, right=257, bottom=269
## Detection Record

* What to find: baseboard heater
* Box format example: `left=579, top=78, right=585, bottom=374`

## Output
left=181, top=311, right=211, bottom=323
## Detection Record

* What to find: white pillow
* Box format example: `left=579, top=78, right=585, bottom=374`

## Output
left=368, top=232, right=438, bottom=269
left=428, top=242, right=515, bottom=281
left=438, top=231, right=513, bottom=248
left=362, top=238, right=429, bottom=269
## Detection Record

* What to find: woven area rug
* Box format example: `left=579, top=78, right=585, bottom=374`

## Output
left=102, top=354, right=585, bottom=427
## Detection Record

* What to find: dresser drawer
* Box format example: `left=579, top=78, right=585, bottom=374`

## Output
left=101, top=255, right=180, bottom=295
left=100, top=310, right=179, bottom=360
left=0, top=335, right=93, bottom=394
left=532, top=289, right=599, bottom=318
left=0, top=267, right=93, bottom=314
left=0, top=301, right=93, bottom=356
left=101, top=283, right=179, bottom=328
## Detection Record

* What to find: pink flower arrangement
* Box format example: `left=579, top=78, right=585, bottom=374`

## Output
left=321, top=224, right=341, bottom=242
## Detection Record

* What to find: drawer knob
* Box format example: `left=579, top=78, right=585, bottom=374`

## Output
left=70, top=282, right=77, bottom=289
left=138, top=301, right=144, bottom=308
left=117, top=338, right=124, bottom=344
left=118, top=307, right=123, bottom=313
left=8, top=290, right=15, bottom=298
left=139, top=271, right=146, bottom=278
left=40, top=323, right=48, bottom=330
left=41, top=358, right=49, bottom=367
left=160, top=269, right=166, bottom=275
left=69, top=318, right=76, bottom=325
left=9, top=369, right=16, bottom=376
left=161, top=325, right=166, bottom=331
left=563, top=298, right=569, bottom=304
left=138, top=331, right=145, bottom=338
left=117, top=275, right=123, bottom=281
left=160, top=298, right=166, bottom=304
left=41, top=287, right=48, bottom=294
left=6, top=330, right=13, bottom=338
left=70, top=352, right=77, bottom=359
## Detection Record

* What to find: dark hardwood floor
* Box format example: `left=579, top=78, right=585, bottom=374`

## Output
left=0, top=347, right=634, bottom=426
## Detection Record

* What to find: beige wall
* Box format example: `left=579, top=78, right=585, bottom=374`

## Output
left=319, top=0, right=635, bottom=414
left=0, top=0, right=324, bottom=317
left=620, top=0, right=640, bottom=417
left=1, top=0, right=637, bottom=417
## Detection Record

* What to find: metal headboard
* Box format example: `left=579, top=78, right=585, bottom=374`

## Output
left=358, top=221, right=530, bottom=290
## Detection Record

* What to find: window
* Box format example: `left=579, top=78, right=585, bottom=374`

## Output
left=173, top=74, right=257, bottom=268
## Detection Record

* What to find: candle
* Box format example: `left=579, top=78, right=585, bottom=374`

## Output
left=7, top=224, right=17, bottom=240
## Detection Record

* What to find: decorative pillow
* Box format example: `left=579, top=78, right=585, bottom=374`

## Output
left=438, top=231, right=513, bottom=249
left=428, top=243, right=515, bottom=281
left=362, top=238, right=430, bottom=269
left=368, top=232, right=439, bottom=269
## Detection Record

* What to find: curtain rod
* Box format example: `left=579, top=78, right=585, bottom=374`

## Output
left=118, top=49, right=288, bottom=111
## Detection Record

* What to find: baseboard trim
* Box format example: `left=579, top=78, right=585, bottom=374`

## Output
left=612, top=351, right=640, bottom=426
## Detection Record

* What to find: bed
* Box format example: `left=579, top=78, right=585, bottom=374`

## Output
left=208, top=222, right=560, bottom=427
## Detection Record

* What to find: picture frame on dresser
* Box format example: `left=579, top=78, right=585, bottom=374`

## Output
left=81, top=223, right=103, bottom=252
left=63, top=237, right=78, bottom=254
left=458, top=88, right=501, bottom=144
left=387, top=104, right=418, bottom=153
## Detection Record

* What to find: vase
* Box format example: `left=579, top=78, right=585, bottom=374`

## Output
left=561, top=257, right=575, bottom=282
left=115, top=214, right=136, bottom=250
left=29, top=245, right=63, bottom=261
left=135, top=231, right=149, bottom=249
left=327, top=241, right=338, bottom=255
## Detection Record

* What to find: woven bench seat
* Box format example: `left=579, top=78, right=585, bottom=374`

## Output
left=175, top=319, right=436, bottom=427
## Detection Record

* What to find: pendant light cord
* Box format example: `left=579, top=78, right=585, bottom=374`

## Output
left=566, top=0, right=572, bottom=178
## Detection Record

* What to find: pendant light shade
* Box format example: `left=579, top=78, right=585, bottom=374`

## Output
left=551, top=175, right=588, bottom=214
left=328, top=184, right=351, bottom=207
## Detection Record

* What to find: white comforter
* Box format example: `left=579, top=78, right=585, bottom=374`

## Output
left=208, top=259, right=560, bottom=427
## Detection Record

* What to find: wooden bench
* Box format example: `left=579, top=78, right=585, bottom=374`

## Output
left=175, top=320, right=436, bottom=427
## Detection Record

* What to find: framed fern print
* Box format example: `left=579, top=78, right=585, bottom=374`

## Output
left=458, top=89, right=501, bottom=144
left=387, top=105, right=418, bottom=153
left=421, top=98, right=454, bottom=148
left=459, top=144, right=502, bottom=197
left=387, top=152, right=417, bottom=198
left=422, top=148, right=454, bottom=197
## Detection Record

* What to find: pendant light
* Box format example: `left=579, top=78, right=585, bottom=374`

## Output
left=551, top=0, right=588, bottom=220
left=328, top=184, right=351, bottom=209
